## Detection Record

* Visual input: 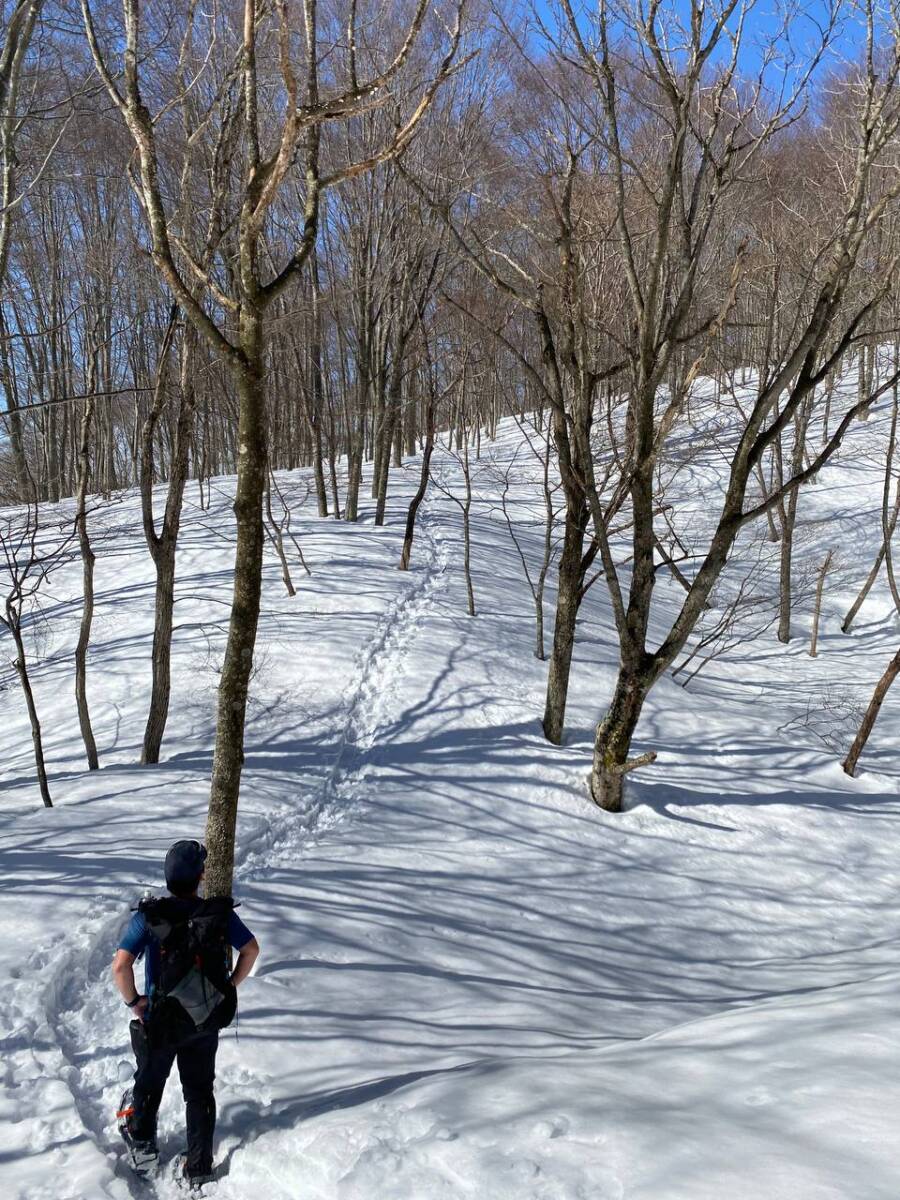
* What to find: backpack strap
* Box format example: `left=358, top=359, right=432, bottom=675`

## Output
left=137, top=895, right=235, bottom=943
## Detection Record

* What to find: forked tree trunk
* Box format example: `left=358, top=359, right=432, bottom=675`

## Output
left=205, top=311, right=268, bottom=898
left=264, top=472, right=296, bottom=597
left=589, top=665, right=655, bottom=811
left=141, top=312, right=192, bottom=766
left=843, top=647, right=900, bottom=777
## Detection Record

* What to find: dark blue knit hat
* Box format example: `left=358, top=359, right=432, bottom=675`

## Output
left=165, top=840, right=207, bottom=888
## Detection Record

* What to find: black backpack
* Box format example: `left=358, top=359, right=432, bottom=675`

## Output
left=138, top=895, right=238, bottom=1042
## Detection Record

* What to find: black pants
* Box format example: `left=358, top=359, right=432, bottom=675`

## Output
left=130, top=1018, right=219, bottom=1175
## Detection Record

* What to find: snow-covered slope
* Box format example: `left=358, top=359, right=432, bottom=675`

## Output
left=0, top=394, right=898, bottom=1199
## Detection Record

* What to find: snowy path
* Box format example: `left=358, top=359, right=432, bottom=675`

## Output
left=0, top=482, right=460, bottom=1199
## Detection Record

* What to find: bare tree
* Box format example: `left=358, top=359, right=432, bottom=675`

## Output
left=0, top=0, right=45, bottom=494
left=82, top=0, right=466, bottom=892
left=72, top=382, right=99, bottom=770
left=541, top=0, right=900, bottom=809
left=0, top=495, right=71, bottom=806
left=843, top=647, right=900, bottom=776
left=809, top=550, right=834, bottom=658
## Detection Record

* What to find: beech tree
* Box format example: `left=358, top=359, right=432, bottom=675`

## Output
left=81, top=0, right=466, bottom=891
left=570, top=0, right=900, bottom=810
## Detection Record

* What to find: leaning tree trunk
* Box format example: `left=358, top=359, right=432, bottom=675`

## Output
left=542, top=494, right=588, bottom=744
left=9, top=617, right=52, bottom=807
left=809, top=549, right=833, bottom=658
left=843, top=647, right=900, bottom=777
left=204, top=311, right=268, bottom=898
left=74, top=398, right=99, bottom=770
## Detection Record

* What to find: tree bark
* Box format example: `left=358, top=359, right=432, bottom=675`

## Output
left=589, top=665, right=655, bottom=811
left=308, top=250, right=329, bottom=516
left=140, top=310, right=190, bottom=766
left=542, top=496, right=588, bottom=744
left=809, top=549, right=832, bottom=657
left=776, top=493, right=798, bottom=643
left=461, top=441, right=475, bottom=617
left=843, top=647, right=900, bottom=777
left=399, top=398, right=435, bottom=570
left=73, top=398, right=99, bottom=770
left=264, top=471, right=296, bottom=597
left=204, top=309, right=268, bottom=897
left=9, top=618, right=52, bottom=807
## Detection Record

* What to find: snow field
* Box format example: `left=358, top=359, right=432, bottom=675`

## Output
left=1, top=394, right=899, bottom=1198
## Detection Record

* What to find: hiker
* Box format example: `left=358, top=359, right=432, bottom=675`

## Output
left=111, top=840, right=260, bottom=1190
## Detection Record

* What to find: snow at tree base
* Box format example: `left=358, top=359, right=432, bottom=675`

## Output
left=2, top=387, right=900, bottom=1200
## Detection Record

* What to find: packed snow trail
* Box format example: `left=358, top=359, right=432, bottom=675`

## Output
left=1, top=413, right=900, bottom=1198
left=0, top=478, right=456, bottom=1198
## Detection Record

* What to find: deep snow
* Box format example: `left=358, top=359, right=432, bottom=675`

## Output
left=1, top=388, right=899, bottom=1199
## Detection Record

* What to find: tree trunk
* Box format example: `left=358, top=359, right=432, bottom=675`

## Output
left=374, top=372, right=401, bottom=527
left=308, top=251, right=329, bottom=517
left=776, top=508, right=795, bottom=643
left=399, top=400, right=435, bottom=570
left=142, top=538, right=177, bottom=763
left=809, top=550, right=833, bottom=658
left=10, top=619, right=52, bottom=807
left=141, top=311, right=191, bottom=767
left=205, top=311, right=268, bottom=897
left=843, top=647, right=900, bottom=777
left=265, top=472, right=296, bottom=597
left=461, top=468, right=475, bottom=617
left=589, top=666, right=654, bottom=812
left=542, top=497, right=588, bottom=744
left=74, top=400, right=99, bottom=770
left=345, top=441, right=363, bottom=522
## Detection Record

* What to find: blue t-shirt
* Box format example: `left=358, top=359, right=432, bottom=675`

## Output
left=119, top=898, right=255, bottom=996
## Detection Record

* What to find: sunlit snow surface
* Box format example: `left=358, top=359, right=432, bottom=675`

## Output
left=1, top=388, right=899, bottom=1198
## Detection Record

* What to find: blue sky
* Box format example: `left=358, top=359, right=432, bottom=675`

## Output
left=527, top=0, right=866, bottom=82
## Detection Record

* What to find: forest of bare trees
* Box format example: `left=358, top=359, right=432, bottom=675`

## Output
left=4, top=0, right=900, bottom=883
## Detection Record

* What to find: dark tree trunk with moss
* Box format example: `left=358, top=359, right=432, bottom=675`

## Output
left=589, top=665, right=653, bottom=811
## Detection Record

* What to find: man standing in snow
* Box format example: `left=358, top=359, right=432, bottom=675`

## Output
left=111, top=840, right=260, bottom=1190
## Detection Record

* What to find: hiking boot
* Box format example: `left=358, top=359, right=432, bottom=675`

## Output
left=177, top=1155, right=216, bottom=1192
left=117, top=1091, right=159, bottom=1176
